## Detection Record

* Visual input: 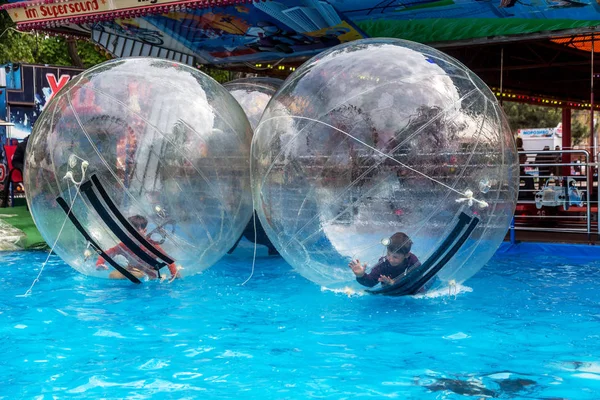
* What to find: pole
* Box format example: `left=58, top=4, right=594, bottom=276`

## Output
left=592, top=33, right=596, bottom=161
left=589, top=34, right=595, bottom=204
left=562, top=108, right=571, bottom=176
left=510, top=217, right=516, bottom=245
left=500, top=47, right=504, bottom=106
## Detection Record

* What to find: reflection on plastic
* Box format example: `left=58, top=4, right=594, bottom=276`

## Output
left=25, top=58, right=253, bottom=280
left=252, top=38, right=519, bottom=289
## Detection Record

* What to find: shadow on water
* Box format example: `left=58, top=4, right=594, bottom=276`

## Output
left=422, top=373, right=569, bottom=399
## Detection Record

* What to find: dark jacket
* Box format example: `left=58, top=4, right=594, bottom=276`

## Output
left=357, top=253, right=421, bottom=287
left=11, top=136, right=28, bottom=171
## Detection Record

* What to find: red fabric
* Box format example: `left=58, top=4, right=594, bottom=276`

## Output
left=96, top=241, right=178, bottom=278
left=3, top=145, right=22, bottom=182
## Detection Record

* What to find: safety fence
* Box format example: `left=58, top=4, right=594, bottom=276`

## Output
left=513, top=149, right=595, bottom=235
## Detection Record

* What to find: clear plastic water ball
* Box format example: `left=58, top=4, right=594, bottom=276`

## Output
left=252, top=38, right=519, bottom=290
left=25, top=58, right=253, bottom=279
left=223, top=77, right=283, bottom=130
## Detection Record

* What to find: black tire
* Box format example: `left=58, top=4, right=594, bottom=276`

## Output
left=140, top=35, right=164, bottom=46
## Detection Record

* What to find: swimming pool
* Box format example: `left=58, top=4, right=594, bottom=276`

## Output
left=1, top=240, right=599, bottom=399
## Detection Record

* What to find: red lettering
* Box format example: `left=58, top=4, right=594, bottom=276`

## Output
left=47, top=74, right=71, bottom=100
left=25, top=7, right=38, bottom=19
left=22, top=0, right=100, bottom=20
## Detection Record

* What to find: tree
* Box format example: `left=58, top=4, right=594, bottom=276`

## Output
left=1, top=4, right=107, bottom=68
left=502, top=102, right=562, bottom=132
left=570, top=110, right=597, bottom=147
left=503, top=101, right=591, bottom=146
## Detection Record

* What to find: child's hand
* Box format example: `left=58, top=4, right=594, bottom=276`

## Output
left=349, top=259, right=366, bottom=277
left=379, top=275, right=395, bottom=286
left=96, top=264, right=108, bottom=271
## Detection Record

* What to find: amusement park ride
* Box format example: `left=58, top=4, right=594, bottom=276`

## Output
left=0, top=0, right=598, bottom=119
left=2, top=0, right=600, bottom=236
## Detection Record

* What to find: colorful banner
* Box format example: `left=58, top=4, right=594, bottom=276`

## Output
left=2, top=64, right=83, bottom=141
left=140, top=2, right=364, bottom=64
left=4, top=0, right=205, bottom=24
left=88, top=0, right=600, bottom=64
left=338, top=0, right=600, bottom=44
left=5, top=0, right=600, bottom=64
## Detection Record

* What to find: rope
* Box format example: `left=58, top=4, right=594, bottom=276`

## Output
left=17, top=156, right=88, bottom=297
left=241, top=138, right=258, bottom=286
left=240, top=211, right=258, bottom=286
left=63, top=160, right=89, bottom=186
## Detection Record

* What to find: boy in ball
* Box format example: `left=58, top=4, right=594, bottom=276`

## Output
left=349, top=232, right=421, bottom=287
left=96, top=215, right=181, bottom=281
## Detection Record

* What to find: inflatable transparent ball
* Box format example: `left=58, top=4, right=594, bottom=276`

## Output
left=223, top=77, right=283, bottom=130
left=252, top=38, right=519, bottom=289
left=25, top=58, right=253, bottom=279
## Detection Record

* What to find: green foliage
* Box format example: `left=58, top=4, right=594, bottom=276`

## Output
left=0, top=5, right=106, bottom=68
left=0, top=7, right=36, bottom=63
left=570, top=110, right=596, bottom=146
left=77, top=41, right=109, bottom=68
left=0, top=28, right=36, bottom=64
left=199, top=66, right=233, bottom=83
left=503, top=102, right=562, bottom=132
left=503, top=101, right=593, bottom=146
left=37, top=36, right=73, bottom=67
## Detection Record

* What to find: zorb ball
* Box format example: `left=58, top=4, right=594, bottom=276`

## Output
left=25, top=58, right=252, bottom=280
left=223, top=77, right=283, bottom=130
left=252, top=38, right=519, bottom=292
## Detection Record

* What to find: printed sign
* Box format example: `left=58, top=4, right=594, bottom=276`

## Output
left=5, top=0, right=600, bottom=64
left=5, top=0, right=198, bottom=23
left=3, top=64, right=82, bottom=141
left=518, top=128, right=561, bottom=138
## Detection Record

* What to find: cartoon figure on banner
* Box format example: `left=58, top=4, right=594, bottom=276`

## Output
left=245, top=21, right=342, bottom=54
left=95, top=20, right=164, bottom=45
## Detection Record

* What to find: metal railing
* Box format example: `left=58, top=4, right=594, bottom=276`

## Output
left=512, top=149, right=595, bottom=236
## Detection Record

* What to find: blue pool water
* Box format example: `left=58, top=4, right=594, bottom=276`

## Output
left=2, top=241, right=600, bottom=399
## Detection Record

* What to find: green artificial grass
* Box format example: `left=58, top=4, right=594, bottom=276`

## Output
left=0, top=206, right=48, bottom=250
